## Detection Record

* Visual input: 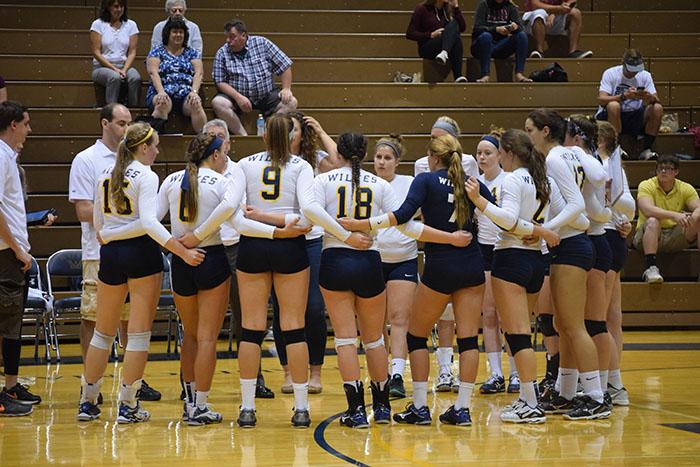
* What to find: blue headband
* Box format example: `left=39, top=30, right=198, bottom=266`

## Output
left=181, top=137, right=224, bottom=192
left=480, top=135, right=499, bottom=149
left=432, top=120, right=459, bottom=137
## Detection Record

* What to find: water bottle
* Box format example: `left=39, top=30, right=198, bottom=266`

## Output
left=256, top=114, right=265, bottom=136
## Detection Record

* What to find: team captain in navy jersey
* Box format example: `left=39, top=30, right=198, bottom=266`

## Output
left=341, top=134, right=495, bottom=426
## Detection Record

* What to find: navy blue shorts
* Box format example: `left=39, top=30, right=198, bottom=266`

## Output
left=320, top=248, right=385, bottom=298
left=236, top=235, right=309, bottom=274
left=421, top=246, right=485, bottom=295
left=542, top=252, right=552, bottom=276
left=595, top=106, right=645, bottom=136
left=479, top=243, right=494, bottom=272
left=604, top=229, right=628, bottom=273
left=550, top=233, right=594, bottom=271
left=382, top=258, right=418, bottom=283
left=98, top=235, right=164, bottom=286
left=492, top=248, right=546, bottom=294
left=171, top=244, right=231, bottom=296
left=589, top=234, right=613, bottom=273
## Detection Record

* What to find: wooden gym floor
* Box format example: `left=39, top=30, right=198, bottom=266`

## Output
left=1, top=331, right=699, bottom=466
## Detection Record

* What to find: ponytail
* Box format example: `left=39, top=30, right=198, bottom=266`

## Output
left=182, top=132, right=221, bottom=222
left=287, top=111, right=319, bottom=169
left=500, top=129, right=550, bottom=205
left=265, top=114, right=293, bottom=169
left=428, top=134, right=469, bottom=228
left=112, top=122, right=154, bottom=213
left=337, top=132, right=368, bottom=199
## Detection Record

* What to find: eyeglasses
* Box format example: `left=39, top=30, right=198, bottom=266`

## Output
left=656, top=165, right=677, bottom=173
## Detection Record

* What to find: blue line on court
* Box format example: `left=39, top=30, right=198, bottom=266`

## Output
left=313, top=412, right=370, bottom=467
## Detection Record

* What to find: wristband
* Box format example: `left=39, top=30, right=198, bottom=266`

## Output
left=369, top=213, right=391, bottom=231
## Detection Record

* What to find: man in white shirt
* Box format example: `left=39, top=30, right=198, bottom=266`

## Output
left=0, top=100, right=40, bottom=414
left=595, top=49, right=663, bottom=161
left=151, top=0, right=203, bottom=55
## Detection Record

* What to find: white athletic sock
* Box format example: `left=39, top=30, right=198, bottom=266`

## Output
left=292, top=382, right=309, bottom=411
left=554, top=367, right=562, bottom=393
left=508, top=355, right=518, bottom=377
left=196, top=390, right=209, bottom=409
left=580, top=370, right=604, bottom=403
left=391, top=358, right=406, bottom=377
left=436, top=347, right=453, bottom=375
left=608, top=369, right=623, bottom=389
left=81, top=375, right=102, bottom=404
left=599, top=370, right=609, bottom=391
left=454, top=381, right=474, bottom=410
left=520, top=381, right=538, bottom=408
left=413, top=381, right=428, bottom=409
left=487, top=352, right=503, bottom=377
left=118, top=379, right=142, bottom=407
left=559, top=368, right=579, bottom=400
left=240, top=378, right=257, bottom=410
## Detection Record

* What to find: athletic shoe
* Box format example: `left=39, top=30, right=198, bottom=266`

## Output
left=576, top=381, right=584, bottom=397
left=116, top=402, right=150, bottom=424
left=4, top=384, right=41, bottom=405
left=563, top=395, right=611, bottom=420
left=97, top=392, right=104, bottom=406
left=569, top=50, right=593, bottom=59
left=339, top=406, right=369, bottom=429
left=435, top=50, right=449, bottom=65
left=389, top=374, right=406, bottom=398
left=643, top=266, right=663, bottom=283
left=188, top=406, right=223, bottom=426
left=255, top=379, right=275, bottom=399
left=393, top=403, right=432, bottom=425
left=369, top=380, right=391, bottom=424
left=0, top=391, right=33, bottom=417
left=291, top=408, right=311, bottom=428
left=480, top=374, right=506, bottom=394
left=373, top=403, right=391, bottom=424
left=604, top=392, right=613, bottom=411
left=639, top=149, right=659, bottom=161
left=237, top=408, right=257, bottom=428
left=529, top=50, right=543, bottom=59
left=136, top=380, right=161, bottom=402
left=439, top=405, right=472, bottom=426
left=537, top=376, right=555, bottom=395
left=435, top=372, right=454, bottom=392
left=455, top=76, right=468, bottom=83
left=500, top=399, right=546, bottom=424
left=608, top=385, right=630, bottom=406
left=541, top=394, right=579, bottom=414
left=507, top=374, right=521, bottom=394
left=182, top=402, right=191, bottom=422
left=76, top=401, right=100, bottom=421
left=451, top=379, right=460, bottom=393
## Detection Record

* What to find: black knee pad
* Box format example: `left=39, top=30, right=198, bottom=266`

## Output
left=406, top=332, right=428, bottom=353
left=457, top=336, right=478, bottom=354
left=240, top=328, right=266, bottom=346
left=282, top=327, right=306, bottom=345
left=537, top=314, right=558, bottom=337
left=584, top=320, right=608, bottom=337
left=504, top=333, right=532, bottom=356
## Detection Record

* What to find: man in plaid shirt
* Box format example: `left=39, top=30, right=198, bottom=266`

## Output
left=211, top=19, right=297, bottom=135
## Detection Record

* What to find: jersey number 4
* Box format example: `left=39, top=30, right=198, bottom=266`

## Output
left=261, top=167, right=281, bottom=200
left=337, top=186, right=373, bottom=219
left=102, top=179, right=133, bottom=215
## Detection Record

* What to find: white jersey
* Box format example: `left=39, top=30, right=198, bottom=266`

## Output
left=377, top=174, right=418, bottom=263
left=602, top=156, right=635, bottom=230
left=313, top=167, right=423, bottom=251
left=94, top=160, right=172, bottom=246
left=477, top=170, right=507, bottom=245
left=569, top=146, right=611, bottom=236
left=0, top=140, right=29, bottom=252
left=543, top=145, right=588, bottom=239
left=414, top=153, right=479, bottom=178
left=237, top=151, right=350, bottom=241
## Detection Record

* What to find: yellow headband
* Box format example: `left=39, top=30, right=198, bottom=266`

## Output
left=127, top=127, right=154, bottom=149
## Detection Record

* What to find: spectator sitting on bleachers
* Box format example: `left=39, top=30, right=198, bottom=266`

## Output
left=0, top=75, right=6, bottom=103
left=633, top=154, right=700, bottom=283
left=471, top=0, right=530, bottom=83
left=146, top=18, right=206, bottom=133
left=522, top=0, right=592, bottom=59
left=151, top=0, right=202, bottom=57
left=90, top=0, right=141, bottom=107
left=406, top=0, right=467, bottom=83
left=211, top=19, right=297, bottom=136
left=595, top=49, right=663, bottom=161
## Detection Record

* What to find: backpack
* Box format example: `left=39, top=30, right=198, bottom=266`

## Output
left=529, top=62, right=568, bottom=82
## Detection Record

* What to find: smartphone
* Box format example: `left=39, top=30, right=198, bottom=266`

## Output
left=505, top=24, right=514, bottom=31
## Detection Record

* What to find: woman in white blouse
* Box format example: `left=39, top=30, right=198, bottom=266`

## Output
left=90, top=0, right=141, bottom=107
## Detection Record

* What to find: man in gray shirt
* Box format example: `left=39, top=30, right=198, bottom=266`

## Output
left=151, top=0, right=203, bottom=55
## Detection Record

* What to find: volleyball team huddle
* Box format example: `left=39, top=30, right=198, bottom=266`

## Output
left=78, top=107, right=632, bottom=429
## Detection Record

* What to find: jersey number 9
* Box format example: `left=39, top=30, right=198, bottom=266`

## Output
left=102, top=179, right=133, bottom=215
left=337, top=186, right=373, bottom=219
left=261, top=166, right=281, bottom=200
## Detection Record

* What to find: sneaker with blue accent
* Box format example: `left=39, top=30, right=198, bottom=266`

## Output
left=188, top=405, right=223, bottom=426
left=116, top=402, right=150, bottom=424
left=393, top=403, right=432, bottom=425
left=439, top=405, right=472, bottom=426
left=339, top=406, right=369, bottom=429
left=480, top=374, right=506, bottom=394
left=77, top=401, right=101, bottom=421
left=373, top=403, right=391, bottom=424
left=507, top=374, right=521, bottom=394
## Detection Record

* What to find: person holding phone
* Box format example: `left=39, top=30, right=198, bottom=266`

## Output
left=522, top=0, right=592, bottom=59
left=470, top=0, right=531, bottom=83
left=595, top=49, right=663, bottom=160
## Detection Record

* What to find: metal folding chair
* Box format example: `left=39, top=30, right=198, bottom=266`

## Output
left=22, top=257, right=52, bottom=361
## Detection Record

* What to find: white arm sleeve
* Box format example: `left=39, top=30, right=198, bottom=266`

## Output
left=381, top=184, right=425, bottom=239
left=586, top=188, right=613, bottom=224
left=193, top=178, right=241, bottom=240
left=579, top=153, right=607, bottom=188
left=543, top=159, right=586, bottom=230
left=481, top=176, right=534, bottom=235
left=139, top=172, right=173, bottom=247
left=230, top=210, right=276, bottom=239
left=299, top=165, right=351, bottom=241
left=93, top=190, right=104, bottom=233
left=613, top=169, right=636, bottom=220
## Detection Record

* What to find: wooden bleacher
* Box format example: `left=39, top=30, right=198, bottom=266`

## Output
left=1, top=0, right=698, bottom=327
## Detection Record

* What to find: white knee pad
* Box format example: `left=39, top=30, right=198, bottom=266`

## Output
left=89, top=329, right=116, bottom=351
left=334, top=336, right=358, bottom=351
left=363, top=335, right=385, bottom=351
left=125, top=331, right=151, bottom=352
left=440, top=303, right=454, bottom=321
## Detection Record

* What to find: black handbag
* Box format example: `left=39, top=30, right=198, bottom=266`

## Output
left=529, top=62, right=568, bottom=82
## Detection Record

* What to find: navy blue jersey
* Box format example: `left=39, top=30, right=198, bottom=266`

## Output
left=393, top=170, right=494, bottom=254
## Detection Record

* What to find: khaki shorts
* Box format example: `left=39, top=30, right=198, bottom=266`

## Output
left=632, top=223, right=690, bottom=253
left=81, top=260, right=130, bottom=322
